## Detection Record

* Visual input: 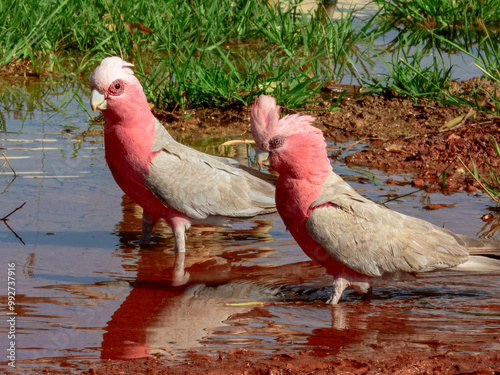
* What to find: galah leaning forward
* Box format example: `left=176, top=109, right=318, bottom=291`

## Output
left=250, top=94, right=500, bottom=304
left=89, top=57, right=275, bottom=253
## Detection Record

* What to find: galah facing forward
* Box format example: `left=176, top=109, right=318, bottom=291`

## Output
left=251, top=94, right=500, bottom=304
left=89, top=57, right=275, bottom=252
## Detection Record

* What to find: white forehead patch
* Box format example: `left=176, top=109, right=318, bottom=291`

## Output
left=89, top=56, right=135, bottom=93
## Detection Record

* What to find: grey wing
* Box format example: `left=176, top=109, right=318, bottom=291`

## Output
left=152, top=119, right=276, bottom=183
left=305, top=174, right=469, bottom=277
left=146, top=120, right=275, bottom=220
left=451, top=233, right=500, bottom=257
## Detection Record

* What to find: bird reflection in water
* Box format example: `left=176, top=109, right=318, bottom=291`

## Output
left=100, top=195, right=287, bottom=359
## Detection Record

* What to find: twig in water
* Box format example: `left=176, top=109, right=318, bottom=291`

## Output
left=2, top=152, right=18, bottom=194
left=1, top=202, right=26, bottom=221
left=340, top=137, right=368, bottom=152
left=1, top=177, right=16, bottom=195
left=3, top=220, right=25, bottom=245
left=1, top=202, right=26, bottom=245
left=330, top=137, right=368, bottom=157
left=2, top=152, right=16, bottom=177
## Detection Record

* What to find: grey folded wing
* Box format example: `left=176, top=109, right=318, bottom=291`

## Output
left=146, top=120, right=275, bottom=220
left=305, top=173, right=469, bottom=277
left=451, top=233, right=500, bottom=257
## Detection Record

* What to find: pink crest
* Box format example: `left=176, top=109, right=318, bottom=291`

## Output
left=250, top=95, right=316, bottom=150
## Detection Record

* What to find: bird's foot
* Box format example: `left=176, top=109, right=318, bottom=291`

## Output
left=327, top=278, right=373, bottom=304
left=327, top=277, right=350, bottom=305
left=172, top=271, right=190, bottom=286
left=351, top=281, right=372, bottom=295
left=138, top=236, right=151, bottom=247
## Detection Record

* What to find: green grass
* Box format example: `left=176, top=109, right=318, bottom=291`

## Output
left=0, top=0, right=170, bottom=72
left=1, top=0, right=500, bottom=111
left=138, top=2, right=376, bottom=109
left=359, top=35, right=456, bottom=102
left=141, top=46, right=329, bottom=110
left=366, top=0, right=500, bottom=110
left=424, top=21, right=500, bottom=85
left=0, top=0, right=377, bottom=109
left=372, top=0, right=500, bottom=33
left=475, top=34, right=500, bottom=83
left=425, top=31, right=500, bottom=110
left=354, top=27, right=500, bottom=111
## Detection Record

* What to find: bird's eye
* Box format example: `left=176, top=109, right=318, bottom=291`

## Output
left=269, top=136, right=285, bottom=149
left=108, top=80, right=125, bottom=96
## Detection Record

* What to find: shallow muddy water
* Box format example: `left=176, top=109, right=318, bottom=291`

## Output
left=1, top=79, right=499, bottom=373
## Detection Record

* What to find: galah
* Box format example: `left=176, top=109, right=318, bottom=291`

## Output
left=251, top=94, right=500, bottom=304
left=89, top=57, right=275, bottom=252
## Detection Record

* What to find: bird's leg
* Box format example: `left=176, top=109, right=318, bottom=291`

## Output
left=169, top=216, right=192, bottom=253
left=139, top=211, right=157, bottom=246
left=327, top=277, right=350, bottom=305
left=172, top=251, right=190, bottom=286
left=173, top=226, right=186, bottom=253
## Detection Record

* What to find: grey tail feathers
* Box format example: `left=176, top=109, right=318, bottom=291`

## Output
left=452, top=233, right=500, bottom=259
left=455, top=255, right=500, bottom=272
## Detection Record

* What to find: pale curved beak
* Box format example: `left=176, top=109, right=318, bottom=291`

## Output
left=255, top=148, right=270, bottom=170
left=90, top=89, right=107, bottom=112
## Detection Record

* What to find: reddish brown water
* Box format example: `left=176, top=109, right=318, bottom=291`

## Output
left=1, top=81, right=499, bottom=373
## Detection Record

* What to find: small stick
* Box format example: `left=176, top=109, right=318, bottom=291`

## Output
left=1, top=202, right=26, bottom=221
left=340, top=137, right=367, bottom=152
left=330, top=137, right=368, bottom=157
left=2, top=153, right=16, bottom=177
left=3, top=220, right=25, bottom=245
left=440, top=107, right=476, bottom=131
left=1, top=178, right=16, bottom=195
left=2, top=152, right=18, bottom=194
